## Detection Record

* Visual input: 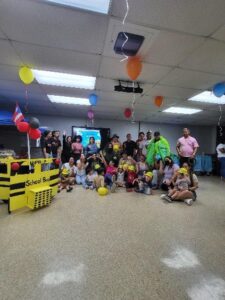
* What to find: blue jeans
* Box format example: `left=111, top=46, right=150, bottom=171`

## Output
left=76, top=174, right=86, bottom=186
left=105, top=173, right=113, bottom=187
left=219, top=157, right=225, bottom=178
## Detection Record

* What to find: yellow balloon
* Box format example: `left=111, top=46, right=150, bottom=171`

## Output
left=19, top=66, right=34, bottom=85
left=98, top=187, right=108, bottom=196
left=113, top=144, right=120, bottom=151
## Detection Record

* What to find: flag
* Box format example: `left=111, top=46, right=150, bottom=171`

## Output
left=12, top=104, right=24, bottom=124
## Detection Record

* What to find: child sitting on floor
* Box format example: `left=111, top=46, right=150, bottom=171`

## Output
left=116, top=165, right=125, bottom=187
left=84, top=169, right=97, bottom=190
left=133, top=171, right=153, bottom=195
left=161, top=168, right=190, bottom=202
left=58, top=168, right=73, bottom=193
left=93, top=167, right=105, bottom=191
left=100, top=153, right=117, bottom=192
left=125, top=165, right=137, bottom=192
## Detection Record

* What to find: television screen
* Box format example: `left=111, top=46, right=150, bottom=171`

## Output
left=72, top=127, right=102, bottom=148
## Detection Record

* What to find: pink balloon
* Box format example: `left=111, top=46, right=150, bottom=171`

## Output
left=88, top=110, right=94, bottom=120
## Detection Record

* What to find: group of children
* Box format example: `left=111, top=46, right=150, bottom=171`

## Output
left=58, top=150, right=194, bottom=205
left=59, top=151, right=154, bottom=195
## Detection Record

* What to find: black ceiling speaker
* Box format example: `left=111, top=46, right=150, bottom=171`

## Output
left=114, top=32, right=145, bottom=56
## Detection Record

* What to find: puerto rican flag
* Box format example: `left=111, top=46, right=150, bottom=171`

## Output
left=12, top=104, right=24, bottom=124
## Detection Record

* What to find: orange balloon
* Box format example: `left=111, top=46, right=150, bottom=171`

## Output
left=154, top=96, right=163, bottom=107
left=126, top=57, right=142, bottom=81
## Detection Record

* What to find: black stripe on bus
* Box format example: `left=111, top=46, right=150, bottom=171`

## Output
left=50, top=174, right=59, bottom=181
left=0, top=184, right=9, bottom=187
left=50, top=182, right=59, bottom=187
left=10, top=182, right=25, bottom=190
left=0, top=177, right=10, bottom=182
left=10, top=191, right=25, bottom=197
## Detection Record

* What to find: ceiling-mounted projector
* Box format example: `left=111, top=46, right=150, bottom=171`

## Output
left=114, top=81, right=143, bottom=94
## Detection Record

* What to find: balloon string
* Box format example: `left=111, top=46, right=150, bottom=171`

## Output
left=218, top=105, right=223, bottom=137
left=131, top=81, right=136, bottom=122
left=25, top=87, right=29, bottom=113
left=120, top=0, right=130, bottom=62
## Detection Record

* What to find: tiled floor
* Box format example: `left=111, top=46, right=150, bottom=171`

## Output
left=0, top=177, right=225, bottom=300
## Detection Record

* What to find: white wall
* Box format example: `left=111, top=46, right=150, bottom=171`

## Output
left=35, top=114, right=217, bottom=154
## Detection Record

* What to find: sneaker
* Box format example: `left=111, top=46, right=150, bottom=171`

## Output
left=164, top=195, right=173, bottom=203
left=184, top=199, right=193, bottom=206
left=67, top=187, right=73, bottom=192
left=111, top=183, right=116, bottom=193
left=160, top=194, right=167, bottom=199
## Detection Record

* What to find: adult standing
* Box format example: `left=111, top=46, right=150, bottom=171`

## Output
left=136, top=132, right=145, bottom=157
left=216, top=139, right=225, bottom=180
left=146, top=131, right=170, bottom=167
left=142, top=130, right=152, bottom=156
left=122, top=133, right=137, bottom=157
left=51, top=130, right=62, bottom=159
left=176, top=128, right=199, bottom=167
left=40, top=130, right=52, bottom=158
left=71, top=135, right=83, bottom=163
left=61, top=131, right=72, bottom=163
left=85, top=136, right=99, bottom=157
left=111, top=134, right=122, bottom=153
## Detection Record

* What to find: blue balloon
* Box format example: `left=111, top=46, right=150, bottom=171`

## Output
left=213, top=82, right=225, bottom=97
left=89, top=94, right=98, bottom=106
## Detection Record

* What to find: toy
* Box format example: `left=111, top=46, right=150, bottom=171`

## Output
left=0, top=157, right=59, bottom=213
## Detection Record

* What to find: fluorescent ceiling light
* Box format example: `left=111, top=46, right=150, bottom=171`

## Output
left=163, top=107, right=202, bottom=115
left=32, top=69, right=96, bottom=89
left=188, top=91, right=225, bottom=104
left=45, top=0, right=111, bottom=14
left=48, top=95, right=90, bottom=106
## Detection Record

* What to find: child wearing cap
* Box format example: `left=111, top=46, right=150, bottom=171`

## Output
left=161, top=168, right=191, bottom=203
left=133, top=171, right=153, bottom=195
left=58, top=168, right=73, bottom=193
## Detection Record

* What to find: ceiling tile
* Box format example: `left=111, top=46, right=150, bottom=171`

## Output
left=145, top=31, right=205, bottom=66
left=111, top=0, right=225, bottom=36
left=0, top=0, right=108, bottom=53
left=0, top=39, right=21, bottom=66
left=180, top=39, right=225, bottom=75
left=160, top=68, right=225, bottom=89
left=13, top=42, right=101, bottom=76
left=211, top=25, right=225, bottom=42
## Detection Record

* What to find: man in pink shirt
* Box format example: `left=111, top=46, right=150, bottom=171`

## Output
left=176, top=128, right=199, bottom=167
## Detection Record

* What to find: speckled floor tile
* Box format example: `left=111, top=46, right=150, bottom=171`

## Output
left=0, top=177, right=224, bottom=300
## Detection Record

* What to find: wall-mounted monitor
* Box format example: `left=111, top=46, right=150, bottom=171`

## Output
left=72, top=126, right=110, bottom=149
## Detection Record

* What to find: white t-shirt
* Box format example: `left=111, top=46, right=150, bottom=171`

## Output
left=216, top=144, right=225, bottom=158
left=62, top=163, right=76, bottom=174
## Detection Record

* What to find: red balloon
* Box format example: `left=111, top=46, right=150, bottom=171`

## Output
left=17, top=122, right=30, bottom=133
left=154, top=96, right=164, bottom=107
left=126, top=57, right=142, bottom=81
left=29, top=128, right=41, bottom=140
left=11, top=162, right=20, bottom=171
left=55, top=158, right=60, bottom=165
left=124, top=108, right=132, bottom=118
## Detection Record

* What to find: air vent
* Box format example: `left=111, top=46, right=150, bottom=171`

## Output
left=114, top=32, right=145, bottom=56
